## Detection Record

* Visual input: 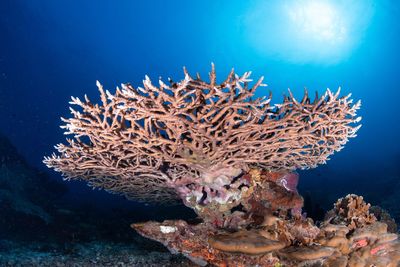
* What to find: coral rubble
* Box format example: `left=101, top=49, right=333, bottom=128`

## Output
left=42, top=66, right=400, bottom=266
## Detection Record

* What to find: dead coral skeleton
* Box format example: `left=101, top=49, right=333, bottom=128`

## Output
left=44, top=65, right=361, bottom=205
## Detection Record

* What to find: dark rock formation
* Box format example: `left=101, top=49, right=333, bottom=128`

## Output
left=0, top=133, right=67, bottom=238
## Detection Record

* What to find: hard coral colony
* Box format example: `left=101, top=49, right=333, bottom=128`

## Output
left=44, top=65, right=400, bottom=266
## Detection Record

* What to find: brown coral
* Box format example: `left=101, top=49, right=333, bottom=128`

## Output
left=279, top=245, right=335, bottom=261
left=208, top=230, right=286, bottom=254
left=325, top=194, right=377, bottom=230
left=131, top=220, right=282, bottom=267
left=131, top=195, right=400, bottom=267
left=43, top=65, right=361, bottom=204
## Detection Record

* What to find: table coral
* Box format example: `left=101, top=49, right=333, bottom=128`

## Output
left=44, top=64, right=361, bottom=206
left=42, top=65, right=400, bottom=266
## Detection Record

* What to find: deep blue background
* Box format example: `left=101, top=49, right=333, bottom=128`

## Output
left=0, top=0, right=399, bottom=211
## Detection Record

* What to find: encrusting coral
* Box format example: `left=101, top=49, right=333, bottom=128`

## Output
left=43, top=65, right=400, bottom=266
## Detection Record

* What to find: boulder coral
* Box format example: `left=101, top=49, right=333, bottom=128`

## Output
left=43, top=65, right=400, bottom=266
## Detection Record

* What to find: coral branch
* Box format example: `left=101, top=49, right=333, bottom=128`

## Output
left=44, top=66, right=361, bottom=203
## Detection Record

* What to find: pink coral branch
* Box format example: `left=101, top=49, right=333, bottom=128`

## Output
left=44, top=65, right=361, bottom=203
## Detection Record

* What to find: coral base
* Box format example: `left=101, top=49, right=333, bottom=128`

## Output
left=132, top=195, right=400, bottom=267
left=132, top=220, right=281, bottom=267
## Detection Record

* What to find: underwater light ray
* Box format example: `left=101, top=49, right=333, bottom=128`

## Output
left=287, top=1, right=346, bottom=43
left=244, top=0, right=374, bottom=64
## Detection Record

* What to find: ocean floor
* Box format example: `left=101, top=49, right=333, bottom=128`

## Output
left=0, top=239, right=192, bottom=267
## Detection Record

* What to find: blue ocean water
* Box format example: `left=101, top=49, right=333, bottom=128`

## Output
left=0, top=0, right=399, bottom=264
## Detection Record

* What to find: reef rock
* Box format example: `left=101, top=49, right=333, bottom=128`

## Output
left=132, top=192, right=400, bottom=267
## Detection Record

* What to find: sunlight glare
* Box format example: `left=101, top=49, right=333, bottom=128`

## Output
left=244, top=0, right=374, bottom=64
left=288, top=1, right=346, bottom=43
